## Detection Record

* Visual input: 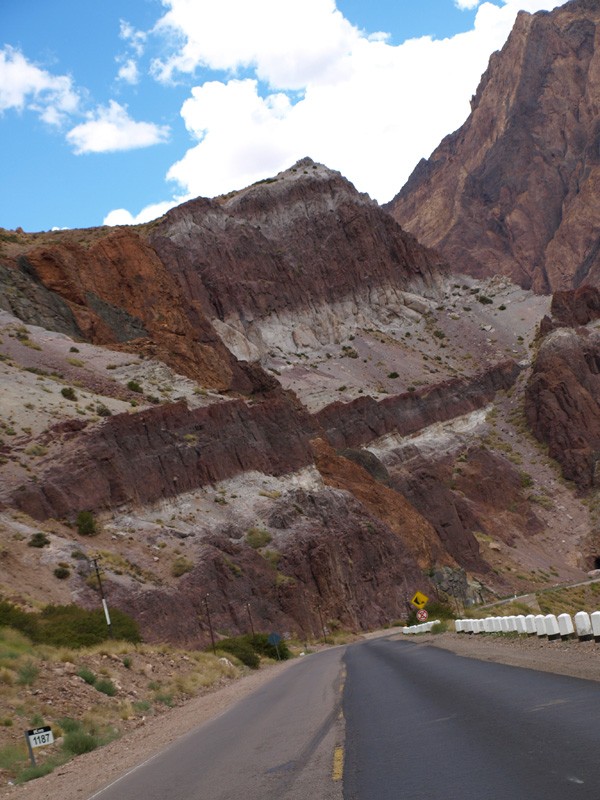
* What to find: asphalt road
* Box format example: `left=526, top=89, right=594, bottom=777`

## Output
left=89, top=635, right=600, bottom=800
left=343, top=636, right=600, bottom=799
left=89, top=645, right=345, bottom=800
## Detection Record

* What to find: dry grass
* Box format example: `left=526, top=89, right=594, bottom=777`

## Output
left=0, top=627, right=246, bottom=783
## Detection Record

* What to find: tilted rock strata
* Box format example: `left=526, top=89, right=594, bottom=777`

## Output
left=8, top=397, right=319, bottom=520
left=1, top=160, right=446, bottom=388
left=316, top=360, right=520, bottom=450
left=5, top=363, right=521, bottom=524
left=389, top=0, right=600, bottom=293
left=148, top=159, right=446, bottom=356
left=310, top=437, right=452, bottom=570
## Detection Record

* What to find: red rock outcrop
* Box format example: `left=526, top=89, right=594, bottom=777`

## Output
left=8, top=397, right=319, bottom=520
left=526, top=288, right=600, bottom=488
left=316, top=360, right=520, bottom=450
left=540, top=284, right=600, bottom=334
left=311, top=437, right=451, bottom=569
left=16, top=230, right=254, bottom=392
left=391, top=447, right=542, bottom=573
left=388, top=0, right=600, bottom=293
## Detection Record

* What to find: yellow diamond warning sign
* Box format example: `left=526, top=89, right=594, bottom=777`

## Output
left=411, top=591, right=429, bottom=609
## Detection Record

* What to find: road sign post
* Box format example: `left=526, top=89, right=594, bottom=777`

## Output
left=411, top=591, right=429, bottom=609
left=25, top=726, right=54, bottom=766
left=268, top=632, right=282, bottom=660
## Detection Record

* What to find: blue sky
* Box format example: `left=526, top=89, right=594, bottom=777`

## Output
left=1, top=0, right=563, bottom=232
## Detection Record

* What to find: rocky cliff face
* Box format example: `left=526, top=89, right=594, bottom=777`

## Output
left=526, top=286, right=600, bottom=488
left=149, top=158, right=446, bottom=358
left=388, top=0, right=600, bottom=293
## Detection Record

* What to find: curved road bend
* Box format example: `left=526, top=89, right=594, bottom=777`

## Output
left=90, top=635, right=600, bottom=800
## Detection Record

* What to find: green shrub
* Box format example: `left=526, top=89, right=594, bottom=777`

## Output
left=53, top=566, right=70, bottom=580
left=16, top=758, right=63, bottom=784
left=246, top=633, right=291, bottom=661
left=246, top=528, right=272, bottom=549
left=95, top=678, right=117, bottom=696
left=0, top=601, right=39, bottom=640
left=77, top=667, right=96, bottom=686
left=477, top=295, right=493, bottom=305
left=62, top=730, right=99, bottom=755
left=76, top=511, right=96, bottom=536
left=217, top=639, right=260, bottom=669
left=56, top=717, right=81, bottom=734
left=61, top=387, right=77, bottom=400
left=154, top=692, right=174, bottom=707
left=96, top=404, right=112, bottom=417
left=171, top=556, right=194, bottom=577
left=216, top=633, right=290, bottom=667
left=387, top=372, right=399, bottom=379
left=38, top=605, right=141, bottom=648
left=127, top=380, right=143, bottom=393
left=0, top=743, right=27, bottom=773
left=431, top=621, right=448, bottom=634
left=17, top=661, right=39, bottom=686
left=0, top=601, right=140, bottom=648
left=28, top=532, right=50, bottom=548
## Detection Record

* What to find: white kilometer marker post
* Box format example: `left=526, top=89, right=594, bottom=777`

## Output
left=25, top=726, right=54, bottom=766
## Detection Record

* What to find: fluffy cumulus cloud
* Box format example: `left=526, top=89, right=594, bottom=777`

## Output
left=66, top=100, right=170, bottom=154
left=107, top=0, right=563, bottom=222
left=0, top=46, right=79, bottom=125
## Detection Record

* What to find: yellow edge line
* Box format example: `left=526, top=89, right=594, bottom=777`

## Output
left=332, top=746, right=344, bottom=781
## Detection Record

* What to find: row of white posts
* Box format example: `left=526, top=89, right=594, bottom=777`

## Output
left=402, top=620, right=441, bottom=635
left=454, top=611, right=600, bottom=641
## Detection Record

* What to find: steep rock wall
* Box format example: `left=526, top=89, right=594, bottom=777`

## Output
left=389, top=0, right=600, bottom=293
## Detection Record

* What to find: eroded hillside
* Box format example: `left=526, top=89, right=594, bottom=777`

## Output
left=0, top=157, right=597, bottom=647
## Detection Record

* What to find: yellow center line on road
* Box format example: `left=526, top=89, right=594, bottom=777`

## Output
left=332, top=746, right=344, bottom=781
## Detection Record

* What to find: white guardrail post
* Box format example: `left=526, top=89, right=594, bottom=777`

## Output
left=574, top=611, right=592, bottom=641
left=557, top=613, right=574, bottom=641
left=591, top=611, right=600, bottom=643
left=404, top=607, right=600, bottom=644
left=535, top=614, right=547, bottom=638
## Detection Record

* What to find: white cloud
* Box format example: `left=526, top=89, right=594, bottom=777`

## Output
left=103, top=198, right=181, bottom=226
left=0, top=46, right=79, bottom=125
left=66, top=100, right=170, bottom=154
left=455, top=0, right=481, bottom=10
left=151, top=0, right=359, bottom=89
left=119, top=20, right=147, bottom=57
left=108, top=0, right=563, bottom=221
left=117, top=58, right=140, bottom=84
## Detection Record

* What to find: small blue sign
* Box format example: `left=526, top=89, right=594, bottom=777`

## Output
left=267, top=632, right=282, bottom=646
